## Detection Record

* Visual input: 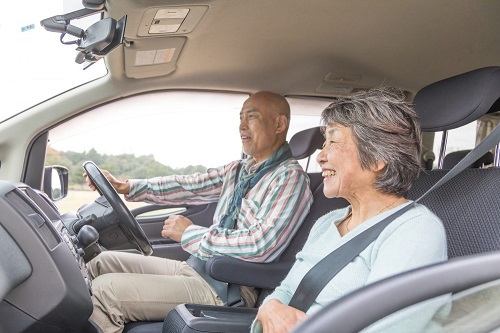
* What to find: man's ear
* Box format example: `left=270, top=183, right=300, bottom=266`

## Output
left=275, top=115, right=288, bottom=134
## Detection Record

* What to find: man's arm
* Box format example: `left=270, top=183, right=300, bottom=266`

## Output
left=181, top=165, right=313, bottom=262
left=125, top=164, right=231, bottom=205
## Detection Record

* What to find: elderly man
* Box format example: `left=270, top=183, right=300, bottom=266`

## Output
left=86, top=91, right=313, bottom=333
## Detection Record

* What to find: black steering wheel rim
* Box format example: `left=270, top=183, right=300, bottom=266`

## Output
left=83, top=161, right=152, bottom=256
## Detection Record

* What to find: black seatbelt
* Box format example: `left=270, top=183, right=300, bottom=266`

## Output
left=288, top=124, right=500, bottom=312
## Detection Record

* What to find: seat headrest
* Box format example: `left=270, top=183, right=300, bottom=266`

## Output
left=290, top=126, right=324, bottom=159
left=413, top=67, right=500, bottom=132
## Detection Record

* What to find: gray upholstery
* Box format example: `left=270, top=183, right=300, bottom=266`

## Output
left=407, top=168, right=500, bottom=258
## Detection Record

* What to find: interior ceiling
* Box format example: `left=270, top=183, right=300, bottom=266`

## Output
left=104, top=0, right=500, bottom=98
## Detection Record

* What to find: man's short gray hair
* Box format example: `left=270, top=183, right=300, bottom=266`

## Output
left=321, top=87, right=422, bottom=196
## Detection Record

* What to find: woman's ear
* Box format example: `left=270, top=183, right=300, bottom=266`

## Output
left=373, top=160, right=386, bottom=172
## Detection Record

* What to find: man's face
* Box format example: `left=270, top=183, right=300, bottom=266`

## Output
left=239, top=96, right=280, bottom=164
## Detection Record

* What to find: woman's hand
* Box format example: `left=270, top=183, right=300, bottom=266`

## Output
left=257, top=299, right=308, bottom=333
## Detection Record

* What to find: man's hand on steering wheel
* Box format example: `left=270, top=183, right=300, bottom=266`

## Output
left=83, top=169, right=130, bottom=194
left=82, top=161, right=152, bottom=256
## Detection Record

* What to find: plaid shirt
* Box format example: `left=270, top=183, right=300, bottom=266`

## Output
left=126, top=157, right=312, bottom=262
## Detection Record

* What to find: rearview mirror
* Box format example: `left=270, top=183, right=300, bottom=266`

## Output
left=40, top=7, right=126, bottom=68
left=75, top=16, right=127, bottom=66
left=43, top=166, right=69, bottom=201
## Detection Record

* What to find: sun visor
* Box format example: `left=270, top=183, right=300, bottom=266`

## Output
left=413, top=67, right=500, bottom=132
left=124, top=37, right=186, bottom=79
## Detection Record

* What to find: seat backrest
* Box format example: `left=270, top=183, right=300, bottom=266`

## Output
left=407, top=168, right=500, bottom=258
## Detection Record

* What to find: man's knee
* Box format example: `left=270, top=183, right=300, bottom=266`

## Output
left=91, top=273, right=119, bottom=303
left=88, top=251, right=120, bottom=278
left=90, top=274, right=125, bottom=333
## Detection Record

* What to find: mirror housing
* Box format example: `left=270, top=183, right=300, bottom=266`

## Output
left=43, top=166, right=69, bottom=201
left=82, top=0, right=105, bottom=11
left=40, top=7, right=126, bottom=68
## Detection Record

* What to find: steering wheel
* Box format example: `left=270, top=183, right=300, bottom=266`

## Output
left=83, top=161, right=153, bottom=256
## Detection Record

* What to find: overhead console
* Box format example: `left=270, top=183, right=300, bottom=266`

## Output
left=137, top=6, right=209, bottom=36
left=124, top=5, right=208, bottom=79
left=0, top=181, right=94, bottom=333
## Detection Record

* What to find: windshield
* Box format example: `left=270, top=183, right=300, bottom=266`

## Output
left=0, top=0, right=107, bottom=123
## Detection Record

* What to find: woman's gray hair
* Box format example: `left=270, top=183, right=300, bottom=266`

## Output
left=321, top=87, right=422, bottom=196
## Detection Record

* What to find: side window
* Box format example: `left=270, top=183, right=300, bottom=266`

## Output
left=431, top=111, right=499, bottom=169
left=432, top=121, right=478, bottom=167
left=46, top=92, right=248, bottom=213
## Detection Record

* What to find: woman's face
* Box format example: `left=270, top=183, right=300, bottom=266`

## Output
left=316, top=123, right=379, bottom=200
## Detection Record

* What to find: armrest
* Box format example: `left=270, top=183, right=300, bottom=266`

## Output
left=205, top=256, right=294, bottom=289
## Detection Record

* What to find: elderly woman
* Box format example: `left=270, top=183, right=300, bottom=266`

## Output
left=252, top=87, right=448, bottom=333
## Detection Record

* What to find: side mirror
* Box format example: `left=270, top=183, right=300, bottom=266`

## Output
left=43, top=166, right=69, bottom=201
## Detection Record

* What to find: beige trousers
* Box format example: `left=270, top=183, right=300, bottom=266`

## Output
left=87, top=251, right=224, bottom=333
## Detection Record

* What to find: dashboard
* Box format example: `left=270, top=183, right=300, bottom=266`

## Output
left=0, top=180, right=95, bottom=333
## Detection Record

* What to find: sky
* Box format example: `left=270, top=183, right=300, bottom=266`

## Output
left=0, top=0, right=106, bottom=121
